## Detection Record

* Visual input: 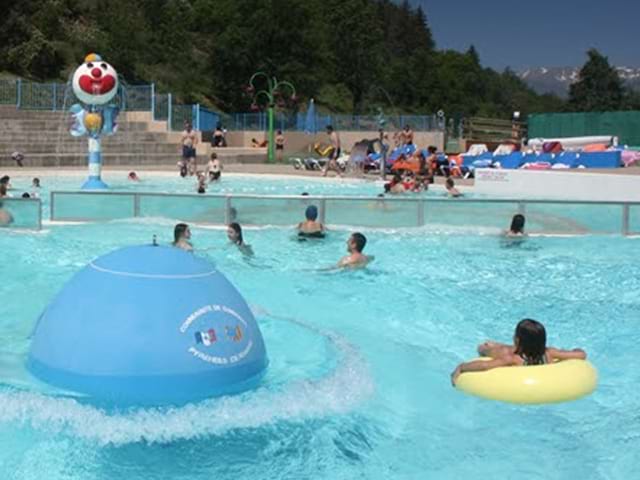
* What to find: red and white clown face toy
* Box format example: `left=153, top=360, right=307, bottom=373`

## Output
left=72, top=53, right=119, bottom=105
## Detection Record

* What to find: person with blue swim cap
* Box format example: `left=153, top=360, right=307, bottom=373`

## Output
left=297, top=205, right=325, bottom=239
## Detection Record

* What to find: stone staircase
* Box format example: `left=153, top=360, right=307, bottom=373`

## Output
left=0, top=106, right=266, bottom=168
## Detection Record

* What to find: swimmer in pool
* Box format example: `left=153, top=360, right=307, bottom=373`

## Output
left=337, top=232, right=373, bottom=269
left=172, top=223, right=193, bottom=251
left=0, top=201, right=13, bottom=226
left=506, top=214, right=526, bottom=237
left=227, top=222, right=254, bottom=256
left=450, top=318, right=587, bottom=386
left=297, top=205, right=325, bottom=239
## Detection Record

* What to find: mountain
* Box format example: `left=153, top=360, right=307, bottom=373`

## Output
left=518, top=67, right=640, bottom=97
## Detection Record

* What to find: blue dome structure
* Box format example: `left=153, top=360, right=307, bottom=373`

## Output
left=27, top=245, right=268, bottom=407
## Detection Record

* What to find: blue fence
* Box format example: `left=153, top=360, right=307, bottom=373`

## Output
left=0, top=78, right=442, bottom=133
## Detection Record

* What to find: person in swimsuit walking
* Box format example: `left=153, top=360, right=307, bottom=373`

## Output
left=181, top=121, right=198, bottom=175
left=322, top=125, right=342, bottom=177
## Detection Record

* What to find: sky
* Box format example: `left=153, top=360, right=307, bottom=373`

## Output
left=411, top=0, right=639, bottom=70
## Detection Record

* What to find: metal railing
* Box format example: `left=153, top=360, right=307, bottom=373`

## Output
left=0, top=197, right=42, bottom=230
left=0, top=79, right=443, bottom=133
left=48, top=191, right=640, bottom=236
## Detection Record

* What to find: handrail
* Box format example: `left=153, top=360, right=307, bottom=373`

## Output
left=47, top=188, right=640, bottom=235
left=49, top=190, right=640, bottom=206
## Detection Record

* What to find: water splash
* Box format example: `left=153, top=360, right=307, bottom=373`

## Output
left=0, top=312, right=373, bottom=445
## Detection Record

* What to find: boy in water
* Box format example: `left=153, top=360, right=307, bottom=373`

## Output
left=338, top=232, right=373, bottom=269
left=207, top=153, right=222, bottom=181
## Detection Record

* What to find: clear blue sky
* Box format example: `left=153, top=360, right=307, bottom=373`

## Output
left=411, top=0, right=639, bottom=70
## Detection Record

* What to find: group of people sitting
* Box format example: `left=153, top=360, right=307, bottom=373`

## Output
left=383, top=172, right=461, bottom=197
left=389, top=140, right=473, bottom=179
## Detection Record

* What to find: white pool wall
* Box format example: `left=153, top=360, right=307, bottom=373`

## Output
left=474, top=168, right=640, bottom=202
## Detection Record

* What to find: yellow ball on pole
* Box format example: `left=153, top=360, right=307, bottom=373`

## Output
left=84, top=112, right=102, bottom=133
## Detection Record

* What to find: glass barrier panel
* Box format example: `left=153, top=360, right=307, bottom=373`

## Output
left=138, top=194, right=226, bottom=224
left=0, top=199, right=41, bottom=229
left=51, top=193, right=135, bottom=221
left=230, top=197, right=313, bottom=226
left=424, top=200, right=521, bottom=233
left=629, top=205, right=640, bottom=235
left=524, top=203, right=622, bottom=235
left=325, top=198, right=420, bottom=228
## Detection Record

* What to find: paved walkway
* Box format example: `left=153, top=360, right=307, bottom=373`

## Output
left=2, top=163, right=638, bottom=187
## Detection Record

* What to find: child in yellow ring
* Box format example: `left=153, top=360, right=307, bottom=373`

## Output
left=451, top=318, right=586, bottom=386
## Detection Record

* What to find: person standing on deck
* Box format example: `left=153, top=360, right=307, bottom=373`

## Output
left=322, top=125, right=342, bottom=177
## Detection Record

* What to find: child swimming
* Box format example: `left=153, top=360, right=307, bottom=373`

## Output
left=227, top=222, right=254, bottom=256
left=451, top=318, right=586, bottom=385
left=506, top=213, right=526, bottom=237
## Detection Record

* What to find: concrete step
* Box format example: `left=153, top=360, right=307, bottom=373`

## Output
left=0, top=143, right=182, bottom=154
left=0, top=131, right=172, bottom=143
left=0, top=119, right=152, bottom=131
left=0, top=108, right=65, bottom=120
left=0, top=107, right=157, bottom=123
left=0, top=152, right=267, bottom=167
left=210, top=147, right=267, bottom=155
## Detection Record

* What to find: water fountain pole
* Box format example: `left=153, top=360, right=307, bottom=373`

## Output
left=248, top=73, right=296, bottom=163
left=70, top=53, right=120, bottom=189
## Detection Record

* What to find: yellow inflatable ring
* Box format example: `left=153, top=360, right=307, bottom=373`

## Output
left=456, top=358, right=597, bottom=404
left=314, top=144, right=335, bottom=157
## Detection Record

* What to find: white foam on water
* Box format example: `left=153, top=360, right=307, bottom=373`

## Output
left=0, top=313, right=373, bottom=446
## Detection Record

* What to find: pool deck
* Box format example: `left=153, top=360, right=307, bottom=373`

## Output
left=1, top=164, right=639, bottom=188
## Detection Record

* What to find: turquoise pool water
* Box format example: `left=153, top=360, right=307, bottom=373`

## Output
left=5, top=172, right=638, bottom=234
left=5, top=172, right=389, bottom=200
left=0, top=217, right=638, bottom=479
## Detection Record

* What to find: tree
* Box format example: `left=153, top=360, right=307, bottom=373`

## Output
left=0, top=0, right=564, bottom=116
left=568, top=49, right=625, bottom=112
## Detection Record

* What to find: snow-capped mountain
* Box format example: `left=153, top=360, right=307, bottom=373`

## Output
left=518, top=66, right=640, bottom=97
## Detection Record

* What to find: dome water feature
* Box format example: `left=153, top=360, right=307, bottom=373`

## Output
left=27, top=244, right=268, bottom=407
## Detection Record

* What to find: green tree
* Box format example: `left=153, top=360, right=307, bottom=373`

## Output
left=568, top=49, right=624, bottom=112
left=0, top=0, right=564, bottom=117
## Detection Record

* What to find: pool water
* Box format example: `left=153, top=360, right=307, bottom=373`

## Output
left=0, top=218, right=638, bottom=479
left=7, top=172, right=392, bottom=200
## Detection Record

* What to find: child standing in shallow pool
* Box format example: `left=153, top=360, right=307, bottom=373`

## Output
left=451, top=319, right=586, bottom=385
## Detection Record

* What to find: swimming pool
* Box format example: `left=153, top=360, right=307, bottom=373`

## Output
left=5, top=171, right=391, bottom=200
left=4, top=171, right=639, bottom=235
left=0, top=217, right=638, bottom=479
